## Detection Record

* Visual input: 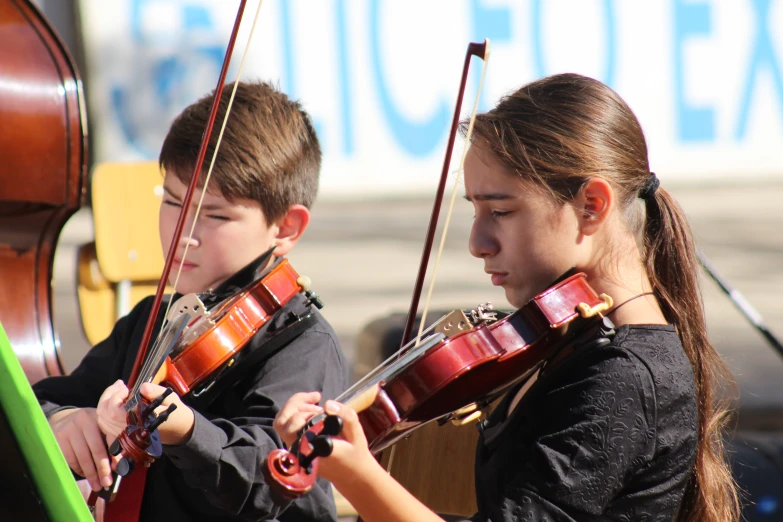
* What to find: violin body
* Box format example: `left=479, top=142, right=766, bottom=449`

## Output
left=360, top=272, right=608, bottom=451
left=264, top=272, right=613, bottom=498
left=154, top=259, right=314, bottom=396
left=0, top=0, right=88, bottom=384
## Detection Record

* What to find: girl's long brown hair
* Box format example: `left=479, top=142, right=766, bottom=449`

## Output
left=463, top=73, right=739, bottom=522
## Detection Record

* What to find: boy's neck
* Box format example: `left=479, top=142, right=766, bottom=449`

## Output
left=192, top=248, right=278, bottom=303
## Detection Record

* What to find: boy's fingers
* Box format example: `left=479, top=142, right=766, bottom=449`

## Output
left=68, top=433, right=101, bottom=491
left=61, top=439, right=84, bottom=478
left=139, top=382, right=167, bottom=401
left=83, top=421, right=113, bottom=488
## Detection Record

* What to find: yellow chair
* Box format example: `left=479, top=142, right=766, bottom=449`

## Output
left=76, top=161, right=168, bottom=345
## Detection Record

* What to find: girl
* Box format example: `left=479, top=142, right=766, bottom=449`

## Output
left=275, top=73, right=739, bottom=522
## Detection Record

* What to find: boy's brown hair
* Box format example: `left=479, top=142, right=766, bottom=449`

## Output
left=159, top=80, right=321, bottom=224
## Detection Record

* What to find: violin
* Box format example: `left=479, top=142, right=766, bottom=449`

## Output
left=151, top=258, right=322, bottom=401
left=263, top=271, right=613, bottom=500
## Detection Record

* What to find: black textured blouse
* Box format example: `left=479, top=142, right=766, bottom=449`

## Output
left=471, top=324, right=698, bottom=521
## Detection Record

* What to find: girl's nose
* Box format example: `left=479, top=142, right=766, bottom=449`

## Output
left=468, top=221, right=498, bottom=259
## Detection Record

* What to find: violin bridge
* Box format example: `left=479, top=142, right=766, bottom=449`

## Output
left=431, top=310, right=474, bottom=338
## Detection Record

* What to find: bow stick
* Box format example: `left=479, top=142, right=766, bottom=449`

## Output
left=128, top=0, right=264, bottom=389
left=379, top=40, right=490, bottom=482
left=400, top=39, right=491, bottom=348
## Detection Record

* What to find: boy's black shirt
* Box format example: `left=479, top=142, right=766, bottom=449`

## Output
left=34, top=257, right=349, bottom=522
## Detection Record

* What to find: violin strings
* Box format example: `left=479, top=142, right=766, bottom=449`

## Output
left=159, top=0, right=265, bottom=331
left=414, top=42, right=491, bottom=346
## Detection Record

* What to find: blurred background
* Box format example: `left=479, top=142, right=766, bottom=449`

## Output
left=4, top=0, right=779, bottom=520
left=29, top=0, right=783, bottom=469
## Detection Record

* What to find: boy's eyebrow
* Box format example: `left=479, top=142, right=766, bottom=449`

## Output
left=162, top=184, right=229, bottom=211
left=463, top=193, right=514, bottom=202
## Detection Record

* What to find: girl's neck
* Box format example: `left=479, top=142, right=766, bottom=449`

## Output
left=584, top=252, right=668, bottom=328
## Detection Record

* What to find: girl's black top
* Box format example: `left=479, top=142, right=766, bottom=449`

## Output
left=472, top=324, right=698, bottom=521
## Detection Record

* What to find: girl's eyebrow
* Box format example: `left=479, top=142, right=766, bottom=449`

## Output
left=464, top=193, right=514, bottom=202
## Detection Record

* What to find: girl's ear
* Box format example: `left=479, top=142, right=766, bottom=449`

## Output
left=576, top=177, right=613, bottom=236
left=271, top=204, right=311, bottom=256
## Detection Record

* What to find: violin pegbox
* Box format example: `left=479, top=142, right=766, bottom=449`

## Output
left=470, top=302, right=498, bottom=324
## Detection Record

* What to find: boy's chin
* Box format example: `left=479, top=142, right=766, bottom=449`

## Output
left=169, top=278, right=206, bottom=296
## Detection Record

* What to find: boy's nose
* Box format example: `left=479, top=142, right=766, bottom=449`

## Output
left=179, top=234, right=200, bottom=248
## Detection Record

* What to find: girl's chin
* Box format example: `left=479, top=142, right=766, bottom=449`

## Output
left=506, top=287, right=536, bottom=309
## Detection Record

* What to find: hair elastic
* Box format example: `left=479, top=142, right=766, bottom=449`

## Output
left=639, top=172, right=659, bottom=200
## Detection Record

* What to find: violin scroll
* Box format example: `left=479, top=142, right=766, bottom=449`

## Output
left=91, top=389, right=178, bottom=504
left=263, top=383, right=383, bottom=500
left=264, top=415, right=344, bottom=501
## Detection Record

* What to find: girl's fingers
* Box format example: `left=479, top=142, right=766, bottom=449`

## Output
left=275, top=392, right=322, bottom=428
left=324, top=401, right=367, bottom=447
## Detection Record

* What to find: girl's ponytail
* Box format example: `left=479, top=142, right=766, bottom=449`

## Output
left=644, top=188, right=740, bottom=522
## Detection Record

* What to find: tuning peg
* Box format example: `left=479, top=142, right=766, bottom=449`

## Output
left=116, top=457, right=134, bottom=477
left=310, top=435, right=334, bottom=458
left=321, top=415, right=343, bottom=437
left=299, top=435, right=334, bottom=472
left=108, top=438, right=122, bottom=457
left=146, top=403, right=177, bottom=432
left=142, top=387, right=174, bottom=421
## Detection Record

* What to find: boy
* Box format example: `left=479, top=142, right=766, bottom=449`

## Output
left=33, top=81, right=349, bottom=521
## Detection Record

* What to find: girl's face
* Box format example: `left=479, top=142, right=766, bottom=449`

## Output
left=464, top=145, right=586, bottom=308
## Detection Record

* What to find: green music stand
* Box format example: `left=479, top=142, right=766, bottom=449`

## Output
left=0, top=322, right=93, bottom=521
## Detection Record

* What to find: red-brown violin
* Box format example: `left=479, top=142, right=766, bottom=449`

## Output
left=151, top=258, right=319, bottom=398
left=263, top=271, right=613, bottom=500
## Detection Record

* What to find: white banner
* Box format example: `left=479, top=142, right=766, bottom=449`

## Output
left=79, top=0, right=783, bottom=197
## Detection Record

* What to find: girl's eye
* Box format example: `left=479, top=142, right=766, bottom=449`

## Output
left=164, top=199, right=181, bottom=208
left=490, top=210, right=511, bottom=218
left=207, top=214, right=230, bottom=221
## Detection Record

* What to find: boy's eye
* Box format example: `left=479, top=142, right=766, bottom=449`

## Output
left=206, top=214, right=230, bottom=221
left=163, top=199, right=182, bottom=208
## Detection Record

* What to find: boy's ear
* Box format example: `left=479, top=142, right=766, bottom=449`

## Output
left=576, top=177, right=613, bottom=236
left=271, top=204, right=311, bottom=256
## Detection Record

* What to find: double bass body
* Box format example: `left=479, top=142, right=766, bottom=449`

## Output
left=0, top=0, right=88, bottom=384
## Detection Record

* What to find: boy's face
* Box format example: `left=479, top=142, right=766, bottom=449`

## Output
left=159, top=174, right=277, bottom=294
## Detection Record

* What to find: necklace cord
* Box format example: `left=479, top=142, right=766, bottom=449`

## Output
left=606, top=292, right=655, bottom=317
